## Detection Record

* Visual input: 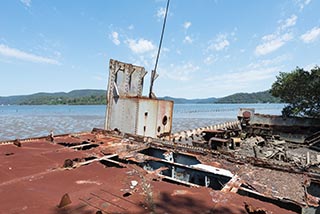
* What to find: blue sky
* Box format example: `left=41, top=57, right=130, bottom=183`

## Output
left=0, top=0, right=320, bottom=98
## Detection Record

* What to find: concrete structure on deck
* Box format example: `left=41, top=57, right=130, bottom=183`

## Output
left=105, top=59, right=173, bottom=140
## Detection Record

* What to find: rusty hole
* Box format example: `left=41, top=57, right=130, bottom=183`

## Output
left=157, top=126, right=161, bottom=133
left=122, top=192, right=132, bottom=197
left=145, top=112, right=148, bottom=117
left=100, top=160, right=123, bottom=168
left=58, top=142, right=85, bottom=147
left=162, top=115, right=168, bottom=126
left=75, top=144, right=99, bottom=150
left=307, top=181, right=320, bottom=198
left=237, top=188, right=302, bottom=213
left=63, top=159, right=74, bottom=168
left=143, top=126, right=146, bottom=132
left=72, top=158, right=82, bottom=162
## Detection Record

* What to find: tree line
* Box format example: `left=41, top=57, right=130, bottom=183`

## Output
left=20, top=95, right=107, bottom=105
left=271, top=66, right=320, bottom=118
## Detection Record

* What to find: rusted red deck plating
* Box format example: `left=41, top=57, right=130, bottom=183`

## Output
left=0, top=128, right=315, bottom=214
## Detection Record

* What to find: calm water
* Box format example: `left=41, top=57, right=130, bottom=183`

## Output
left=0, top=103, right=285, bottom=141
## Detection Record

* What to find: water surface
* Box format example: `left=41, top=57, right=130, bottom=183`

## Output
left=0, top=103, right=285, bottom=141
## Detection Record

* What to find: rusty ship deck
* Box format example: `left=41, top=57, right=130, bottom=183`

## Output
left=1, top=126, right=319, bottom=214
left=2, top=59, right=320, bottom=214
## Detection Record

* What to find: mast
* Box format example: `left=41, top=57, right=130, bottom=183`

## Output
left=149, top=0, right=170, bottom=98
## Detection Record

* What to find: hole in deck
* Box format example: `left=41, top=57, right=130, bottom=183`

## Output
left=307, top=181, right=320, bottom=198
left=237, top=188, right=302, bottom=213
left=57, top=142, right=99, bottom=150
left=139, top=147, right=200, bottom=165
left=138, top=148, right=231, bottom=191
left=122, top=192, right=132, bottom=197
left=76, top=144, right=99, bottom=150
left=58, top=141, right=90, bottom=147
left=99, top=160, right=124, bottom=168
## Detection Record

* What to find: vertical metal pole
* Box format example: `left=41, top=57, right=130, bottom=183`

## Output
left=149, top=0, right=170, bottom=98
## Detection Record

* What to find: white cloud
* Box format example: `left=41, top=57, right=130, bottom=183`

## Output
left=161, top=62, right=199, bottom=81
left=297, top=0, right=312, bottom=10
left=300, top=27, right=320, bottom=43
left=20, top=0, right=31, bottom=7
left=255, top=14, right=297, bottom=56
left=183, top=36, right=193, bottom=44
left=209, top=67, right=279, bottom=83
left=126, top=38, right=155, bottom=54
left=156, top=7, right=166, bottom=20
left=0, top=44, right=59, bottom=64
left=195, top=55, right=289, bottom=97
left=111, top=31, right=120, bottom=45
left=205, top=59, right=284, bottom=91
left=208, top=34, right=230, bottom=51
left=255, top=33, right=293, bottom=56
left=304, top=63, right=318, bottom=71
left=280, top=15, right=298, bottom=30
left=214, top=40, right=229, bottom=51
left=183, top=21, right=192, bottom=29
left=128, top=25, right=134, bottom=30
left=248, top=55, right=290, bottom=69
left=305, top=0, right=312, bottom=5
left=262, top=33, right=277, bottom=41
left=128, top=55, right=151, bottom=68
left=204, top=55, right=216, bottom=65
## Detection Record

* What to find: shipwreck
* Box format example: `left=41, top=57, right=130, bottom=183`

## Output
left=1, top=0, right=320, bottom=213
left=1, top=59, right=320, bottom=214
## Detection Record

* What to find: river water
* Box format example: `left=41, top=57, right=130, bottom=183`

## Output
left=0, top=103, right=285, bottom=141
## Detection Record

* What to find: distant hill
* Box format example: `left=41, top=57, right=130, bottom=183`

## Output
left=160, top=96, right=217, bottom=104
left=0, top=89, right=107, bottom=105
left=0, top=89, right=280, bottom=105
left=215, top=90, right=281, bottom=103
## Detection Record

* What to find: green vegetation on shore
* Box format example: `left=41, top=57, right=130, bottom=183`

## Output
left=0, top=89, right=281, bottom=105
left=20, top=94, right=106, bottom=105
left=271, top=66, right=320, bottom=118
left=216, top=91, right=281, bottom=103
left=0, top=90, right=107, bottom=105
